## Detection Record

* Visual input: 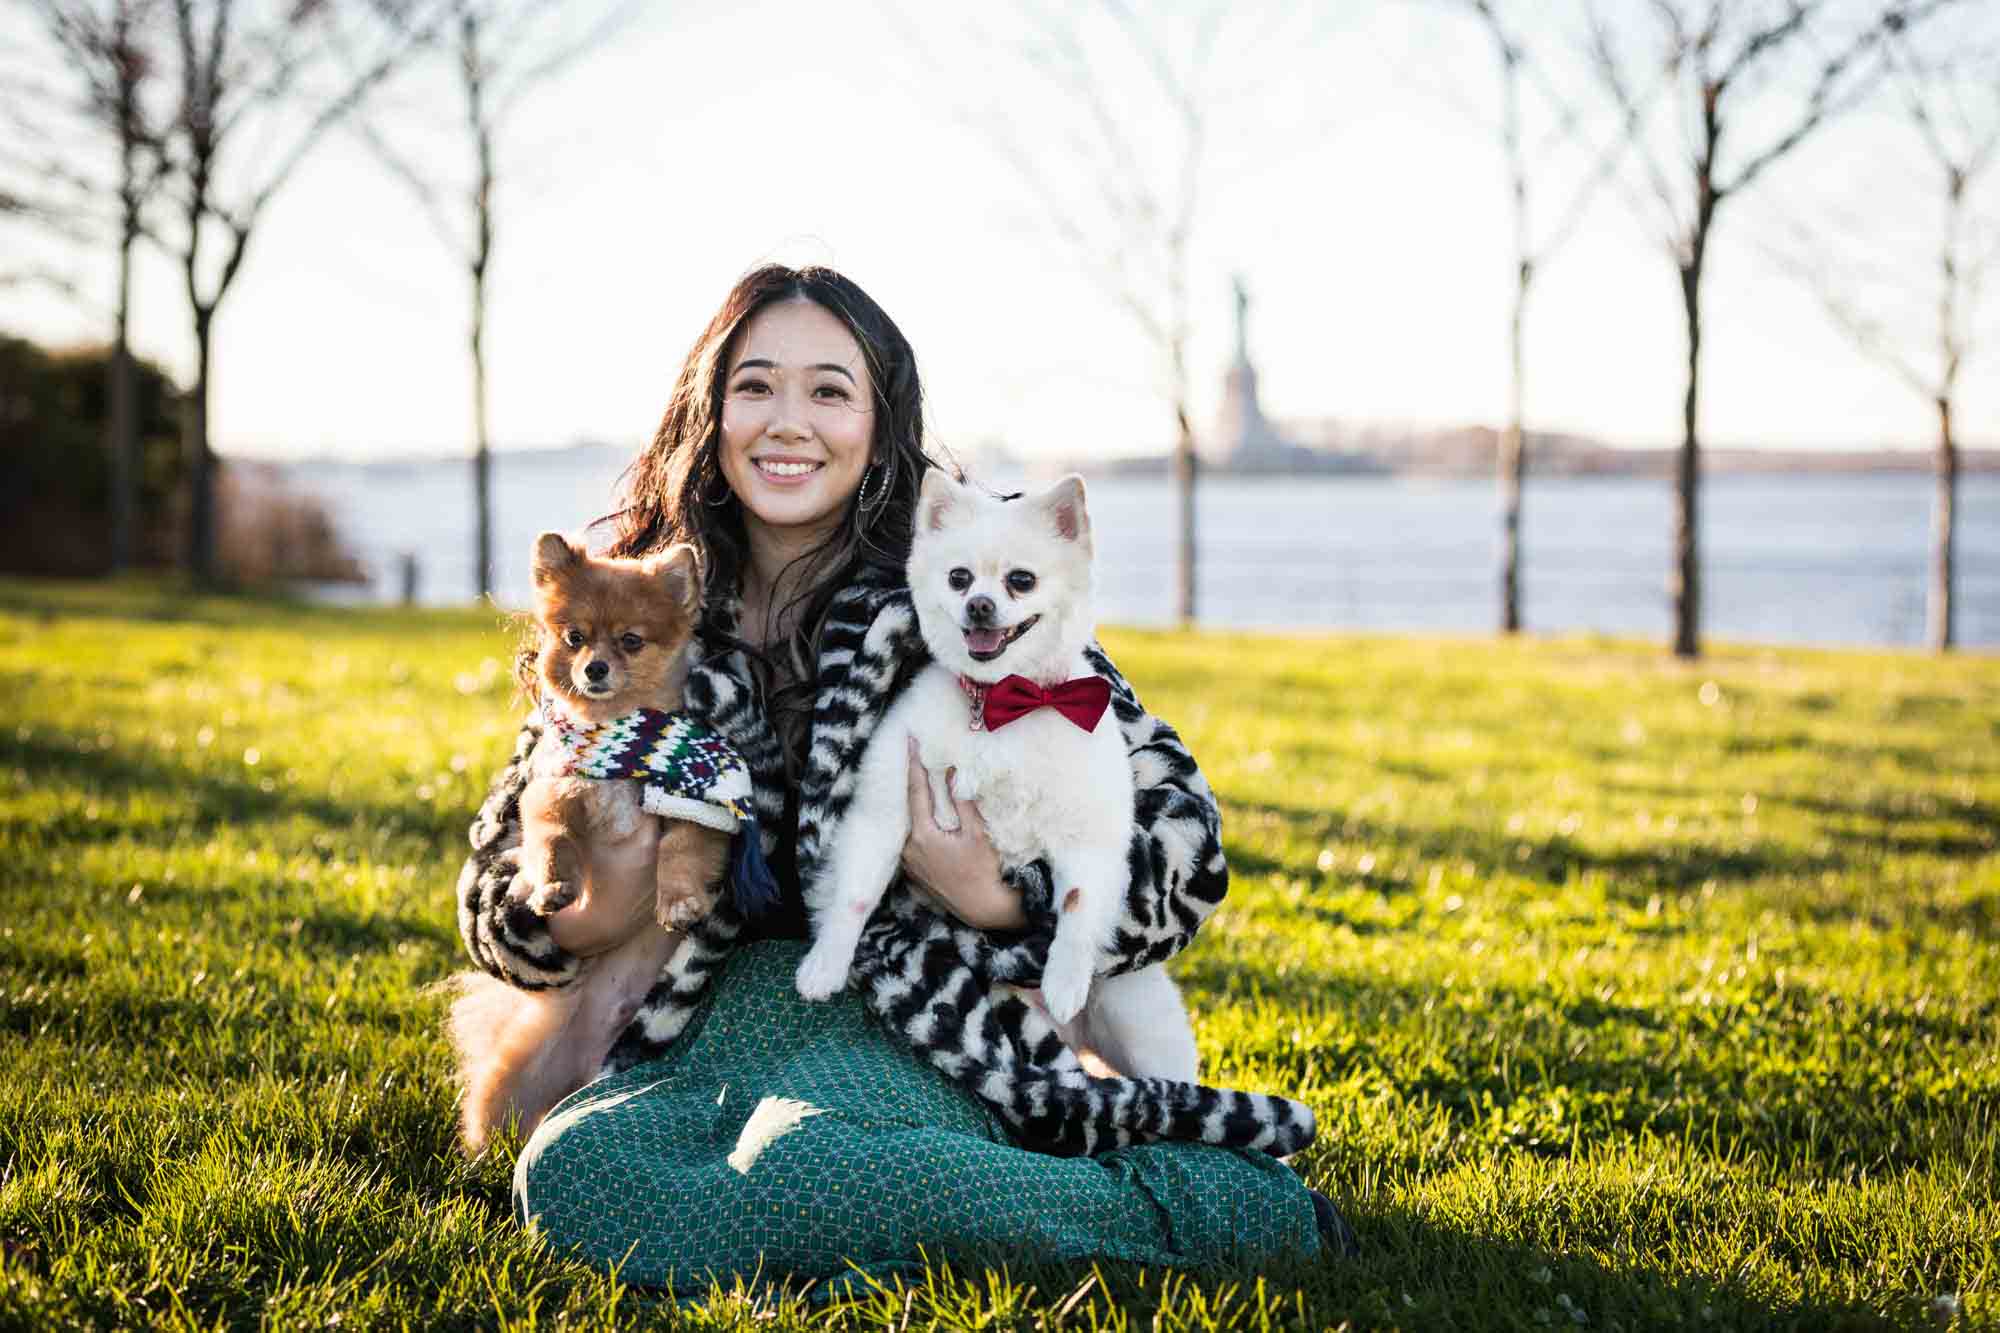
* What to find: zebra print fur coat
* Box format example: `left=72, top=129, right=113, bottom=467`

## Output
left=456, top=566, right=1316, bottom=1157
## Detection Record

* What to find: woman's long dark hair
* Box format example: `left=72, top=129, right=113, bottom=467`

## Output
left=599, top=264, right=943, bottom=770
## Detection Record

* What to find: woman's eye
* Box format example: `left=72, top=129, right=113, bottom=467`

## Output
left=947, top=568, right=973, bottom=592
left=619, top=633, right=643, bottom=653
left=563, top=629, right=585, bottom=649
left=731, top=378, right=770, bottom=396
left=1005, top=570, right=1037, bottom=595
left=814, top=384, right=850, bottom=401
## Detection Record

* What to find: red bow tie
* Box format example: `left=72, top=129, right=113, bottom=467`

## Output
left=962, top=673, right=1113, bottom=733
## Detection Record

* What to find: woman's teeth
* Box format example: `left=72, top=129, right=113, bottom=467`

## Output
left=756, top=459, right=821, bottom=478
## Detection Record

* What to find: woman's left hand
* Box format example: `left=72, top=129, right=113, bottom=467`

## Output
left=899, top=738, right=1027, bottom=931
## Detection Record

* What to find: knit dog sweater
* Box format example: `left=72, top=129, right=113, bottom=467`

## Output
left=538, top=703, right=778, bottom=915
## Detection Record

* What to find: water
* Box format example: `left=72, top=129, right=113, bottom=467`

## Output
left=288, top=448, right=2000, bottom=648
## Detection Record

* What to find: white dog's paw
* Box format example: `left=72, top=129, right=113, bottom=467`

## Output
left=794, top=944, right=852, bottom=1001
left=1040, top=951, right=1095, bottom=1024
left=949, top=769, right=980, bottom=803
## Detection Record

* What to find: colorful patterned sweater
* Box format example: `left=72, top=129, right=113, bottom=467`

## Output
left=538, top=702, right=778, bottom=915
left=540, top=704, right=756, bottom=833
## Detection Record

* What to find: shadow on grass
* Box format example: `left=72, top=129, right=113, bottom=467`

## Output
left=1301, top=1201, right=1935, bottom=1332
left=0, top=576, right=509, bottom=638
left=1181, top=958, right=1991, bottom=1177
left=0, top=726, right=467, bottom=847
left=1223, top=797, right=1845, bottom=901
left=1778, top=791, right=2000, bottom=860
left=292, top=903, right=457, bottom=958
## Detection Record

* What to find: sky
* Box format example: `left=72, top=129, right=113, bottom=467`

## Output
left=3, top=0, right=1995, bottom=464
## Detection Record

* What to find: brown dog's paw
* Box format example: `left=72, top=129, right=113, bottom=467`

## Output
left=526, top=880, right=577, bottom=915
left=656, top=887, right=716, bottom=930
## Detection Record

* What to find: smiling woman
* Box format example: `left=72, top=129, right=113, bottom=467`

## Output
left=717, top=298, right=880, bottom=637
left=452, top=263, right=1344, bottom=1295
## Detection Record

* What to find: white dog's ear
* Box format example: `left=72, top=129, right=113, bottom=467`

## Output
left=1034, top=474, right=1091, bottom=546
left=532, top=531, right=581, bottom=584
left=643, top=543, right=702, bottom=613
left=918, top=468, right=972, bottom=533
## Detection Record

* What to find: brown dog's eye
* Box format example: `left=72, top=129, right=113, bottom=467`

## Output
left=563, top=629, right=585, bottom=649
left=948, top=568, right=973, bottom=592
left=1005, top=570, right=1036, bottom=595
left=619, top=633, right=643, bottom=653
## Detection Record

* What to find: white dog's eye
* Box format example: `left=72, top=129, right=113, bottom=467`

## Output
left=1005, top=570, right=1036, bottom=595
left=564, top=629, right=585, bottom=649
left=948, top=568, right=973, bottom=592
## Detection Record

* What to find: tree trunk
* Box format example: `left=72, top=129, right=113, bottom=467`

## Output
left=1499, top=261, right=1528, bottom=635
left=1672, top=254, right=1704, bottom=659
left=471, top=267, right=492, bottom=602
left=186, top=310, right=216, bottom=584
left=1930, top=396, right=1956, bottom=652
left=465, top=6, right=496, bottom=603
left=1174, top=402, right=1196, bottom=625
left=108, top=234, right=136, bottom=574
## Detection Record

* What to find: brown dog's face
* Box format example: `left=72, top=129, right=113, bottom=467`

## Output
left=531, top=533, right=701, bottom=723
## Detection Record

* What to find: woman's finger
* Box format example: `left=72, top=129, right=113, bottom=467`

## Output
left=905, top=737, right=934, bottom=827
left=953, top=785, right=989, bottom=837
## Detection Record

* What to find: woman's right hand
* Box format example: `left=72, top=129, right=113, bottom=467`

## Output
left=539, top=820, right=666, bottom=957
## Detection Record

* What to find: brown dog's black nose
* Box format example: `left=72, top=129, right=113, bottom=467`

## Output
left=584, top=659, right=610, bottom=682
left=966, top=595, right=996, bottom=626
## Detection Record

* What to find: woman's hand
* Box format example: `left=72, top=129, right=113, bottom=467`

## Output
left=539, top=821, right=668, bottom=957
left=899, top=738, right=1027, bottom=931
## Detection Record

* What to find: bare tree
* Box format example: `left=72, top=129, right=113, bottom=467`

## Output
left=1587, top=0, right=1959, bottom=658
left=1774, top=26, right=1998, bottom=650
left=162, top=0, right=429, bottom=583
left=898, top=0, right=1338, bottom=626
left=1456, top=0, right=1631, bottom=635
left=355, top=0, right=637, bottom=602
left=24, top=0, right=172, bottom=574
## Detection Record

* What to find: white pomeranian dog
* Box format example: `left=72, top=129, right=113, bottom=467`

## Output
left=794, top=471, right=1200, bottom=1083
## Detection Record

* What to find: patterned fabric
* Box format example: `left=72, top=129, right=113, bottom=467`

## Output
left=514, top=939, right=1321, bottom=1295
left=541, top=704, right=754, bottom=832
left=458, top=566, right=1315, bottom=1156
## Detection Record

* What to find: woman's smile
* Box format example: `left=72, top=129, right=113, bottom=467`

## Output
left=750, top=455, right=826, bottom=482
left=720, top=299, right=876, bottom=543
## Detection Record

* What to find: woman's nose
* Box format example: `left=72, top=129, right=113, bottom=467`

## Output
left=768, top=384, right=813, bottom=441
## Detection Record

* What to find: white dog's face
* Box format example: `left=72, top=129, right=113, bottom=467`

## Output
left=908, top=471, right=1096, bottom=684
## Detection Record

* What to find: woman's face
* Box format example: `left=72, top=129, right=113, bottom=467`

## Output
left=718, top=298, right=876, bottom=549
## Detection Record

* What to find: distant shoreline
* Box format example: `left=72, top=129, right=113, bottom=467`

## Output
left=265, top=436, right=2000, bottom=479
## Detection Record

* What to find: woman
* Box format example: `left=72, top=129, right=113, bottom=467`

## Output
left=456, top=264, right=1352, bottom=1293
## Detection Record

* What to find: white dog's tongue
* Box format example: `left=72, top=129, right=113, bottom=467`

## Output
left=964, top=627, right=1006, bottom=655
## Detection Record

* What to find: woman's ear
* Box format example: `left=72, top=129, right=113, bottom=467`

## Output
left=644, top=543, right=703, bottom=614
left=918, top=468, right=970, bottom=533
left=532, top=532, right=581, bottom=585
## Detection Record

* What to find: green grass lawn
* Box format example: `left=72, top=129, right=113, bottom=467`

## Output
left=0, top=576, right=1994, bottom=1330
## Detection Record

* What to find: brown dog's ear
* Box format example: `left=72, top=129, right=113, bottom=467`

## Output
left=643, top=543, right=702, bottom=614
left=1036, top=474, right=1091, bottom=547
left=532, top=532, right=581, bottom=585
left=918, top=468, right=970, bottom=534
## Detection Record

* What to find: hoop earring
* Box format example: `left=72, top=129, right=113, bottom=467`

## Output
left=856, top=461, right=887, bottom=511
left=700, top=471, right=734, bottom=509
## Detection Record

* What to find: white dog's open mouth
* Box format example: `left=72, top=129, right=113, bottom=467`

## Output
left=964, top=615, right=1040, bottom=662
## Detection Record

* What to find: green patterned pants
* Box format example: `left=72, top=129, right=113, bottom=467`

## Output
left=514, top=939, right=1321, bottom=1293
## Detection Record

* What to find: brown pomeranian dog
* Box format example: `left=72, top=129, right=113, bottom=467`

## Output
left=447, top=532, right=730, bottom=1153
